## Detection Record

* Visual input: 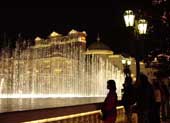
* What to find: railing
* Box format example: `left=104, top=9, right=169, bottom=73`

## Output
left=22, top=106, right=125, bottom=123
left=0, top=103, right=130, bottom=123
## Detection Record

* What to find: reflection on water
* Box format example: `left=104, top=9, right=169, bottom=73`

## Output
left=0, top=31, right=124, bottom=114
left=0, top=97, right=105, bottom=113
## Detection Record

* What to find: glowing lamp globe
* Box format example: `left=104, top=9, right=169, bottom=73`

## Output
left=123, top=10, right=135, bottom=27
left=137, top=19, right=148, bottom=34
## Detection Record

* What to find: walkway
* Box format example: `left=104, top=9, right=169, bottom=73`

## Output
left=118, top=113, right=170, bottom=123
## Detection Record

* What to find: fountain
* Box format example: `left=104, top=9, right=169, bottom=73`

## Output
left=0, top=30, right=124, bottom=100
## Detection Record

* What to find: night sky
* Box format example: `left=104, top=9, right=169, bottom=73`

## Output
left=0, top=0, right=155, bottom=54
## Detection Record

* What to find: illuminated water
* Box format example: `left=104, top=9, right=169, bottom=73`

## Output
left=0, top=30, right=124, bottom=111
left=0, top=97, right=105, bottom=113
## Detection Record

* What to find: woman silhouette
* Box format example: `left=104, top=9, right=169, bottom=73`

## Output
left=101, top=80, right=118, bottom=123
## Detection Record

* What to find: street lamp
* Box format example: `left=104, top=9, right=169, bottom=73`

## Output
left=122, top=58, right=132, bottom=77
left=123, top=10, right=148, bottom=81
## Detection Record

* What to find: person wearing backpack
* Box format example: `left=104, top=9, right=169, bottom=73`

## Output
left=122, top=76, right=135, bottom=123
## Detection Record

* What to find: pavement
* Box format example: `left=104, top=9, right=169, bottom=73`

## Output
left=161, top=119, right=170, bottom=123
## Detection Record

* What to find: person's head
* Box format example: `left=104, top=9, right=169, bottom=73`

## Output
left=153, top=80, right=160, bottom=89
left=107, top=80, right=116, bottom=91
left=139, top=73, right=149, bottom=85
left=125, top=76, right=133, bottom=86
left=140, top=73, right=148, bottom=81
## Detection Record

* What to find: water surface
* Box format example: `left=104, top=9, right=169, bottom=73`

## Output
left=0, top=97, right=105, bottom=113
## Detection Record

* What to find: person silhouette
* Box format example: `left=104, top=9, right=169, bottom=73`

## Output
left=101, top=80, right=118, bottom=123
left=160, top=80, right=169, bottom=121
left=136, top=73, right=155, bottom=123
left=122, top=76, right=135, bottom=123
left=153, top=79, right=161, bottom=123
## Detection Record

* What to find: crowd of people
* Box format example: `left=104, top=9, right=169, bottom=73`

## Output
left=100, top=73, right=170, bottom=123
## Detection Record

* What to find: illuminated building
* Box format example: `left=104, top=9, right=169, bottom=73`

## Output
left=0, top=29, right=124, bottom=99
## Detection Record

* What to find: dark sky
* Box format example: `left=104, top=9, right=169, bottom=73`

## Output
left=0, top=0, right=153, bottom=53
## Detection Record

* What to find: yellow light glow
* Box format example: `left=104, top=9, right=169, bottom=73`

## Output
left=0, top=29, right=124, bottom=103
left=0, top=78, right=4, bottom=93
left=121, top=59, right=126, bottom=64
left=35, top=37, right=41, bottom=41
left=121, top=58, right=131, bottom=65
left=82, top=31, right=87, bottom=35
left=137, top=19, right=147, bottom=34
left=78, top=36, right=86, bottom=42
left=140, top=62, right=144, bottom=65
left=0, top=94, right=105, bottom=98
left=69, top=29, right=78, bottom=35
left=124, top=10, right=135, bottom=27
left=127, top=60, right=131, bottom=65
left=50, top=31, right=61, bottom=37
left=43, top=60, right=50, bottom=63
left=108, top=55, right=120, bottom=58
left=132, top=77, right=136, bottom=82
left=84, top=50, right=113, bottom=55
left=31, top=38, right=86, bottom=49
left=54, top=69, right=62, bottom=74
left=22, top=106, right=124, bottom=123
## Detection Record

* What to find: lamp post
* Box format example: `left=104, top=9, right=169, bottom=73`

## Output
left=123, top=10, right=148, bottom=81
left=122, top=58, right=132, bottom=77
